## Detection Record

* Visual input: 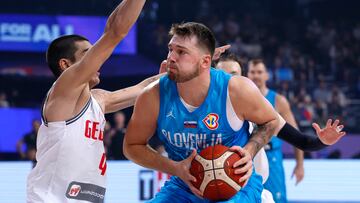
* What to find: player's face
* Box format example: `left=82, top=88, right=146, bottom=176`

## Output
left=216, top=61, right=242, bottom=76
left=247, top=63, right=268, bottom=88
left=166, top=35, right=207, bottom=83
left=73, top=41, right=100, bottom=88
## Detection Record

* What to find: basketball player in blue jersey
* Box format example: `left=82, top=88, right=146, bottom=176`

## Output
left=216, top=54, right=346, bottom=203
left=248, top=59, right=300, bottom=203
left=124, top=22, right=346, bottom=203
left=216, top=55, right=303, bottom=203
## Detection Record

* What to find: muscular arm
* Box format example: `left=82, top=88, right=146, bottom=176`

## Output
left=92, top=73, right=164, bottom=113
left=229, top=76, right=281, bottom=158
left=47, top=0, right=146, bottom=121
left=123, top=83, right=178, bottom=175
left=55, top=0, right=146, bottom=92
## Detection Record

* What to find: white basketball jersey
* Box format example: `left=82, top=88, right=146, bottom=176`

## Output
left=27, top=95, right=107, bottom=203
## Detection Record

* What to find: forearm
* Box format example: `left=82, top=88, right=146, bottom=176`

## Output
left=105, top=0, right=146, bottom=41
left=138, top=73, right=165, bottom=89
left=245, top=119, right=278, bottom=158
left=280, top=111, right=304, bottom=164
left=294, top=148, right=304, bottom=165
left=124, top=143, right=178, bottom=176
left=278, top=123, right=328, bottom=151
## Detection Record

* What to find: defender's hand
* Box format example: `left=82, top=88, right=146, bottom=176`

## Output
left=312, top=119, right=346, bottom=145
left=213, top=45, right=231, bottom=60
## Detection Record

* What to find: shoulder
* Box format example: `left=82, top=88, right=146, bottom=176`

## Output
left=137, top=81, right=160, bottom=104
left=229, top=76, right=259, bottom=96
left=275, top=93, right=290, bottom=110
left=90, top=89, right=108, bottom=112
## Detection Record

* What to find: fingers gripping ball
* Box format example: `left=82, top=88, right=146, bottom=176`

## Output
left=190, top=145, right=245, bottom=201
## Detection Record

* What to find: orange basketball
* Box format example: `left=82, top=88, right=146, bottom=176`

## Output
left=190, top=145, right=245, bottom=201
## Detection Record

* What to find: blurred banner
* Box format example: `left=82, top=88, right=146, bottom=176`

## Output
left=0, top=160, right=359, bottom=203
left=0, top=14, right=136, bottom=54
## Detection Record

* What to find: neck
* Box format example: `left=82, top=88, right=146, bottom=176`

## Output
left=177, top=70, right=210, bottom=107
left=259, top=85, right=269, bottom=96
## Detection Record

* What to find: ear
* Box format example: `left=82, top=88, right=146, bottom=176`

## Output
left=58, top=58, right=72, bottom=72
left=200, top=54, right=212, bottom=69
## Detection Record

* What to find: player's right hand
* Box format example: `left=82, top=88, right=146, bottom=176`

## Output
left=229, top=146, right=253, bottom=187
left=174, top=149, right=203, bottom=198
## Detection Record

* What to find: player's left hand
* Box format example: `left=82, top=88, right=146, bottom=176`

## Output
left=229, top=146, right=253, bottom=187
left=213, top=45, right=231, bottom=60
left=312, top=119, right=346, bottom=145
left=291, top=163, right=304, bottom=185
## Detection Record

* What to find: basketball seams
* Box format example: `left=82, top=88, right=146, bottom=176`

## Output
left=211, top=144, right=222, bottom=201
left=215, top=168, right=242, bottom=191
left=191, top=145, right=243, bottom=200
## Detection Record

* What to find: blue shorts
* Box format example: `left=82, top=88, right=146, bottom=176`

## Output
left=148, top=172, right=263, bottom=203
left=264, top=149, right=287, bottom=203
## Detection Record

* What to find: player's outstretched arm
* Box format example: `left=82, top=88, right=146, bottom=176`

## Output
left=53, top=0, right=146, bottom=97
left=276, top=118, right=346, bottom=151
left=91, top=73, right=165, bottom=113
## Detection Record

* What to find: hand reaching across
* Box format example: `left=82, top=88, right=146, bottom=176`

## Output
left=312, top=119, right=346, bottom=145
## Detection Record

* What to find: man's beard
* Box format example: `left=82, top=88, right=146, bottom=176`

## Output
left=168, top=66, right=200, bottom=83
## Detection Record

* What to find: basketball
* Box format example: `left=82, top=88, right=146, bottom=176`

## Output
left=190, top=145, right=245, bottom=201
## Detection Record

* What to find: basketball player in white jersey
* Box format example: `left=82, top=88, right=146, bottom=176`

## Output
left=26, top=1, right=156, bottom=202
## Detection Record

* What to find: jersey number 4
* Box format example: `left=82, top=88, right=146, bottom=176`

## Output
left=99, top=153, right=107, bottom=175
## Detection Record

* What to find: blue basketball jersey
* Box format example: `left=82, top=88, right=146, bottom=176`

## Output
left=264, top=89, right=287, bottom=203
left=157, top=68, right=251, bottom=162
left=265, top=89, right=282, bottom=150
left=151, top=68, right=263, bottom=203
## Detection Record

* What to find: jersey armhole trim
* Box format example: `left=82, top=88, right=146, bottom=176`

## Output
left=66, top=98, right=92, bottom=125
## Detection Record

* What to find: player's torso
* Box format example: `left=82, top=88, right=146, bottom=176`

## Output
left=157, top=69, right=250, bottom=161
left=27, top=95, right=107, bottom=203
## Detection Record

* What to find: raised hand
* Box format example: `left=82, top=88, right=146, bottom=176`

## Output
left=213, top=45, right=231, bottom=60
left=229, top=146, right=253, bottom=187
left=312, top=119, right=346, bottom=145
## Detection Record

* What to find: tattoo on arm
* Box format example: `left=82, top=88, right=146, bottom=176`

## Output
left=247, top=122, right=275, bottom=157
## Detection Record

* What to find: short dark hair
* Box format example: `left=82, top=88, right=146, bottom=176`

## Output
left=169, top=22, right=216, bottom=57
left=214, top=52, right=244, bottom=75
left=248, top=58, right=267, bottom=70
left=46, top=34, right=89, bottom=78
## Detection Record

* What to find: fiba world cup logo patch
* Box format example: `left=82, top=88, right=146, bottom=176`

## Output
left=202, top=113, right=219, bottom=130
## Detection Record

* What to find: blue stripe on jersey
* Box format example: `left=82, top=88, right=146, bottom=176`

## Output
left=265, top=89, right=282, bottom=150
left=157, top=68, right=251, bottom=162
